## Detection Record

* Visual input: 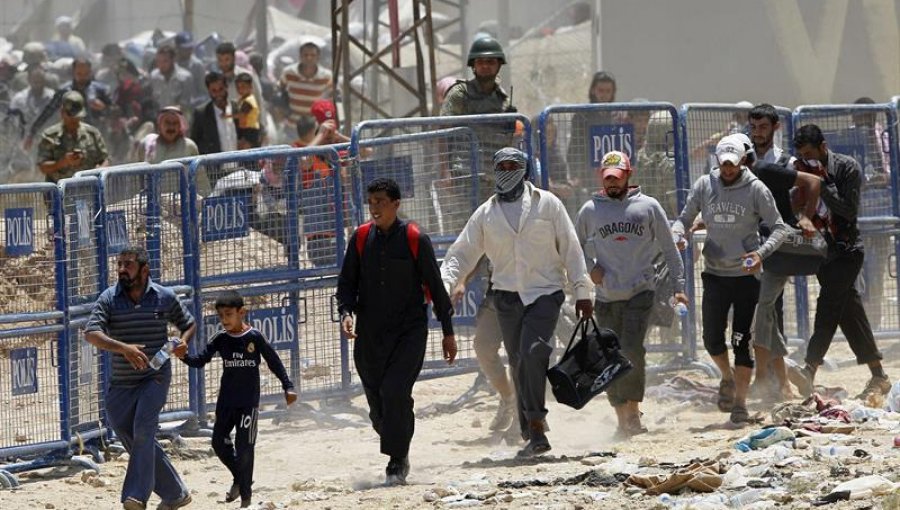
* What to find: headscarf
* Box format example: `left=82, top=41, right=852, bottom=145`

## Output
left=493, top=147, right=529, bottom=202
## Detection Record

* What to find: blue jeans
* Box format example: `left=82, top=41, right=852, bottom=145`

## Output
left=106, top=369, right=188, bottom=504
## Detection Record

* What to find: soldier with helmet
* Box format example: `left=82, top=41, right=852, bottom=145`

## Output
left=37, top=90, right=108, bottom=183
left=440, top=36, right=513, bottom=118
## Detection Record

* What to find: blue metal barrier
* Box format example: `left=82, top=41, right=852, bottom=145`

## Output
left=348, top=123, right=486, bottom=379
left=793, top=104, right=900, bottom=358
left=97, top=162, right=196, bottom=421
left=186, top=147, right=347, bottom=416
left=0, top=183, right=76, bottom=481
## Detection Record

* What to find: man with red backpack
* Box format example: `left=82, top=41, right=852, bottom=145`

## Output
left=336, top=178, right=457, bottom=486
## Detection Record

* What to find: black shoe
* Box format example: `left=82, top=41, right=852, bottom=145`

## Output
left=240, top=496, right=252, bottom=508
left=385, top=457, right=410, bottom=486
left=224, top=483, right=240, bottom=503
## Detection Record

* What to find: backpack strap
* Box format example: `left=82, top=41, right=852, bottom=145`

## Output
left=405, top=222, right=432, bottom=304
left=406, top=221, right=420, bottom=260
left=355, top=221, right=373, bottom=258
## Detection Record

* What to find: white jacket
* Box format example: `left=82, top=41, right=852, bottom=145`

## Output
left=442, top=182, right=593, bottom=305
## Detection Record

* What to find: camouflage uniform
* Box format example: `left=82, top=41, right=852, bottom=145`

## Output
left=440, top=79, right=516, bottom=203
left=37, top=121, right=108, bottom=182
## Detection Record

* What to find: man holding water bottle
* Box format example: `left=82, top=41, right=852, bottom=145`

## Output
left=574, top=151, right=687, bottom=439
left=85, top=245, right=196, bottom=510
left=672, top=135, right=788, bottom=424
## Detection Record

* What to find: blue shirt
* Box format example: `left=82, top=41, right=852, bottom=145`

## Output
left=85, top=279, right=194, bottom=386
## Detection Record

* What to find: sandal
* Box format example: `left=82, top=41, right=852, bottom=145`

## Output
left=717, top=379, right=736, bottom=412
left=730, top=404, right=750, bottom=424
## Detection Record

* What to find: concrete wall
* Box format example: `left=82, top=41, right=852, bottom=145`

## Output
left=600, top=0, right=900, bottom=106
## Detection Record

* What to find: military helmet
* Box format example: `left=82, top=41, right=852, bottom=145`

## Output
left=467, top=37, right=506, bottom=66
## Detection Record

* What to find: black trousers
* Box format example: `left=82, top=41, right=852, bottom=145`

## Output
left=354, top=322, right=427, bottom=459
left=701, top=273, right=760, bottom=368
left=212, top=405, right=259, bottom=500
left=806, top=249, right=882, bottom=366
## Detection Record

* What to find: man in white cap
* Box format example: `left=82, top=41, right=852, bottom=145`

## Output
left=671, top=134, right=787, bottom=424
left=442, top=147, right=594, bottom=456
left=575, top=151, right=688, bottom=439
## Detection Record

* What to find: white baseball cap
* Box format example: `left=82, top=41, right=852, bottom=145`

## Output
left=715, top=135, right=747, bottom=166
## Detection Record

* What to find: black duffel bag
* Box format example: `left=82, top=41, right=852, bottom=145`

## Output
left=763, top=227, right=828, bottom=276
left=547, top=317, right=632, bottom=410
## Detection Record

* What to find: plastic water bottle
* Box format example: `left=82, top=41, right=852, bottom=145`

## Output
left=742, top=256, right=755, bottom=269
left=148, top=338, right=179, bottom=370
left=669, top=297, right=689, bottom=317
left=816, top=445, right=855, bottom=457
left=730, top=489, right=764, bottom=508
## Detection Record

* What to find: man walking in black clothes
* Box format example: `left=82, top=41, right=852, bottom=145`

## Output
left=336, top=178, right=457, bottom=485
left=177, top=291, right=297, bottom=508
left=790, top=124, right=892, bottom=400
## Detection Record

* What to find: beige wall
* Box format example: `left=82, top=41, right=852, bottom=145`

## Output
left=600, top=0, right=900, bottom=106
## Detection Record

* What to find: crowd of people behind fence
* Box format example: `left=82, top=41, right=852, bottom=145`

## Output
left=0, top=23, right=337, bottom=186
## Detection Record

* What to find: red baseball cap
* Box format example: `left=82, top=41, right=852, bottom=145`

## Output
left=599, top=151, right=632, bottom=180
left=310, top=99, right=337, bottom=124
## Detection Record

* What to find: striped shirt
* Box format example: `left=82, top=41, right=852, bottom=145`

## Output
left=280, top=65, right=332, bottom=121
left=85, top=279, right=194, bottom=386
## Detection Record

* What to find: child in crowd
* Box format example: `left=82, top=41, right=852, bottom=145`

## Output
left=176, top=291, right=297, bottom=507
left=231, top=72, right=261, bottom=147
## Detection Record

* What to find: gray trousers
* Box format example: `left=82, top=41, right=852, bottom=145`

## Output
left=494, top=290, right=564, bottom=434
left=753, top=271, right=790, bottom=357
left=595, top=290, right=654, bottom=406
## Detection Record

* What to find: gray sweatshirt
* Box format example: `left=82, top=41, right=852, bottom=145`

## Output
left=575, top=187, right=686, bottom=302
left=673, top=167, right=787, bottom=277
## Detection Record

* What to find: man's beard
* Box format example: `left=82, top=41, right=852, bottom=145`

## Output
left=605, top=186, right=625, bottom=199
left=118, top=273, right=137, bottom=289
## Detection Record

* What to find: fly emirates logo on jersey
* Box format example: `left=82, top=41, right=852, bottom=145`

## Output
left=224, top=349, right=258, bottom=368
left=707, top=202, right=747, bottom=229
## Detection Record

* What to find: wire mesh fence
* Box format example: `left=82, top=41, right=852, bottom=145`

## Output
left=793, top=104, right=900, bottom=340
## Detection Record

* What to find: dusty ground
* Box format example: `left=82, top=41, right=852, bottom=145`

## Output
left=2, top=342, right=900, bottom=510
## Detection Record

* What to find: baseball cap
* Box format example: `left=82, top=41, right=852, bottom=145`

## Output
left=62, top=90, right=86, bottom=118
left=310, top=99, right=337, bottom=124
left=599, top=151, right=632, bottom=180
left=55, top=16, right=73, bottom=28
left=175, top=31, right=194, bottom=49
left=715, top=135, right=747, bottom=166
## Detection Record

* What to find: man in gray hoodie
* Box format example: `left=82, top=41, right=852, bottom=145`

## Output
left=672, top=134, right=788, bottom=424
left=575, top=151, right=688, bottom=439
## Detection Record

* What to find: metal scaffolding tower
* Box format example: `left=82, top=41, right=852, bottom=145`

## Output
left=330, top=0, right=467, bottom=131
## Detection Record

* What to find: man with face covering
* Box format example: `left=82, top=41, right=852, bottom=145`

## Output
left=136, top=106, right=199, bottom=163
left=442, top=148, right=594, bottom=457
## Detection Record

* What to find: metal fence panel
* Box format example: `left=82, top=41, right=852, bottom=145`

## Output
left=189, top=147, right=343, bottom=286
left=538, top=102, right=683, bottom=219
left=351, top=113, right=531, bottom=214
left=680, top=103, right=794, bottom=186
left=793, top=104, right=900, bottom=340
left=0, top=327, right=67, bottom=457
left=99, top=162, right=192, bottom=288
left=0, top=183, right=65, bottom=322
left=59, top=178, right=103, bottom=312
left=351, top=126, right=481, bottom=246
